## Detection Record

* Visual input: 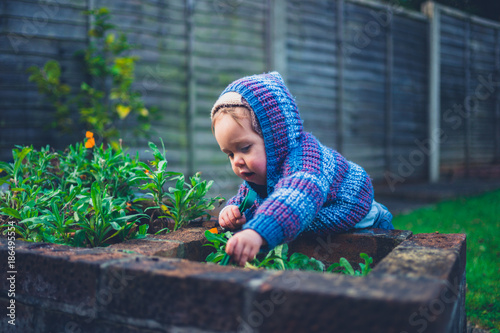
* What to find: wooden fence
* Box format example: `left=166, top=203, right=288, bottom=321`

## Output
left=1, top=0, right=499, bottom=198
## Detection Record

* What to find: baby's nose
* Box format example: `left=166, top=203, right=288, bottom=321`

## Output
left=234, top=155, right=245, bottom=166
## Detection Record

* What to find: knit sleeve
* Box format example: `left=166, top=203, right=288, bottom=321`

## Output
left=242, top=171, right=327, bottom=249
left=225, top=183, right=250, bottom=208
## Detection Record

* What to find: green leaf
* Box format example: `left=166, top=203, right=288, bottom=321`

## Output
left=326, top=263, right=341, bottom=273
left=238, top=190, right=257, bottom=212
left=339, top=258, right=355, bottom=276
left=204, top=229, right=228, bottom=245
left=220, top=253, right=231, bottom=266
left=110, top=221, right=121, bottom=230
left=0, top=208, right=22, bottom=220
left=73, top=229, right=87, bottom=247
left=13, top=146, right=32, bottom=174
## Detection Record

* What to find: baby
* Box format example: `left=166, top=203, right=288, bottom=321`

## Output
left=211, top=72, right=393, bottom=266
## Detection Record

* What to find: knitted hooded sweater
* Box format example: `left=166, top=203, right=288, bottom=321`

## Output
left=216, top=72, right=374, bottom=249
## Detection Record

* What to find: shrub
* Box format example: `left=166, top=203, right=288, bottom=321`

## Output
left=0, top=135, right=222, bottom=247
left=27, top=7, right=159, bottom=148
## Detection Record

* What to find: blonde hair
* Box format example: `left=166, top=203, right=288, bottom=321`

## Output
left=211, top=105, right=262, bottom=137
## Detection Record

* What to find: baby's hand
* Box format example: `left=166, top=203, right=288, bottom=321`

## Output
left=219, top=205, right=246, bottom=230
left=226, top=229, right=263, bottom=266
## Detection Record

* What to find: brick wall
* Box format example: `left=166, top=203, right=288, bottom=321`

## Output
left=0, top=227, right=466, bottom=333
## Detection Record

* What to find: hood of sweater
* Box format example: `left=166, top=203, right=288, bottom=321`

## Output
left=217, top=72, right=303, bottom=192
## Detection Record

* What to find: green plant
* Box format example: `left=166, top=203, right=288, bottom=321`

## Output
left=135, top=141, right=222, bottom=233
left=0, top=137, right=222, bottom=247
left=26, top=61, right=72, bottom=131
left=326, top=253, right=373, bottom=276
left=27, top=7, right=158, bottom=147
left=204, top=230, right=372, bottom=275
left=164, top=172, right=220, bottom=231
left=72, top=182, right=147, bottom=247
left=134, top=141, right=182, bottom=220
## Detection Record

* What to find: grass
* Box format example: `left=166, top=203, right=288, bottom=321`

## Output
left=392, top=189, right=500, bottom=332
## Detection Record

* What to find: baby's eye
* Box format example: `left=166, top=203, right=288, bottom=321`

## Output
left=240, top=145, right=251, bottom=153
left=227, top=152, right=234, bottom=159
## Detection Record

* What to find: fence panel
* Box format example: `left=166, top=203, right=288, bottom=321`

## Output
left=439, top=12, right=467, bottom=168
left=97, top=0, right=190, bottom=170
left=469, top=22, right=497, bottom=165
left=342, top=1, right=389, bottom=177
left=191, top=0, right=268, bottom=196
left=0, top=0, right=88, bottom=161
left=1, top=0, right=499, bottom=198
left=390, top=13, right=428, bottom=180
left=439, top=8, right=500, bottom=174
left=286, top=0, right=338, bottom=150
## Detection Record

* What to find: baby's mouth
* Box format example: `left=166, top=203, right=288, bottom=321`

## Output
left=241, top=171, right=254, bottom=178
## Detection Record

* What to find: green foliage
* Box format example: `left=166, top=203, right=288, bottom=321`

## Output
left=204, top=230, right=372, bottom=275
left=393, top=190, right=500, bottom=331
left=26, top=61, right=72, bottom=131
left=0, top=138, right=221, bottom=247
left=135, top=141, right=222, bottom=232
left=326, top=253, right=373, bottom=276
left=26, top=7, right=159, bottom=147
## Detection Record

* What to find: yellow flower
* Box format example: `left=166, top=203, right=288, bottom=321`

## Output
left=140, top=108, right=149, bottom=117
left=106, top=33, right=115, bottom=45
left=116, top=105, right=131, bottom=119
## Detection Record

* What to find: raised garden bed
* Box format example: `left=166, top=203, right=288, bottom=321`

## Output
left=0, top=222, right=466, bottom=333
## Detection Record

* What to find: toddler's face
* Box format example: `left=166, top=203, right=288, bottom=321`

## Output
left=214, top=109, right=267, bottom=185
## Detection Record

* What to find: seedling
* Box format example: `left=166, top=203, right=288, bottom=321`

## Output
left=204, top=229, right=373, bottom=276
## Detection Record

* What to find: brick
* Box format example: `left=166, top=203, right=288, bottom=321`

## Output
left=0, top=243, right=130, bottom=308
left=107, top=237, right=183, bottom=257
left=400, top=233, right=466, bottom=252
left=0, top=298, right=35, bottom=333
left=247, top=270, right=453, bottom=333
left=100, top=257, right=269, bottom=331
left=372, top=233, right=467, bottom=284
left=0, top=229, right=467, bottom=333
left=37, top=308, right=165, bottom=333
left=151, top=227, right=214, bottom=261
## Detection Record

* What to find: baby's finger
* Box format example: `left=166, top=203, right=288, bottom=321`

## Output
left=224, top=217, right=237, bottom=230
left=226, top=236, right=237, bottom=256
left=238, top=246, right=253, bottom=266
left=219, top=216, right=229, bottom=229
left=235, top=215, right=247, bottom=227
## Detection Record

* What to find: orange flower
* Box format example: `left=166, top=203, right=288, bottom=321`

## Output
left=85, top=131, right=95, bottom=148
left=208, top=227, right=218, bottom=234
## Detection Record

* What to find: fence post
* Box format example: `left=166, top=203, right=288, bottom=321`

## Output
left=423, top=1, right=441, bottom=183
left=266, top=0, right=287, bottom=80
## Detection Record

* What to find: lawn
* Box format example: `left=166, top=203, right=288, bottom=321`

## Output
left=392, top=189, right=500, bottom=332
